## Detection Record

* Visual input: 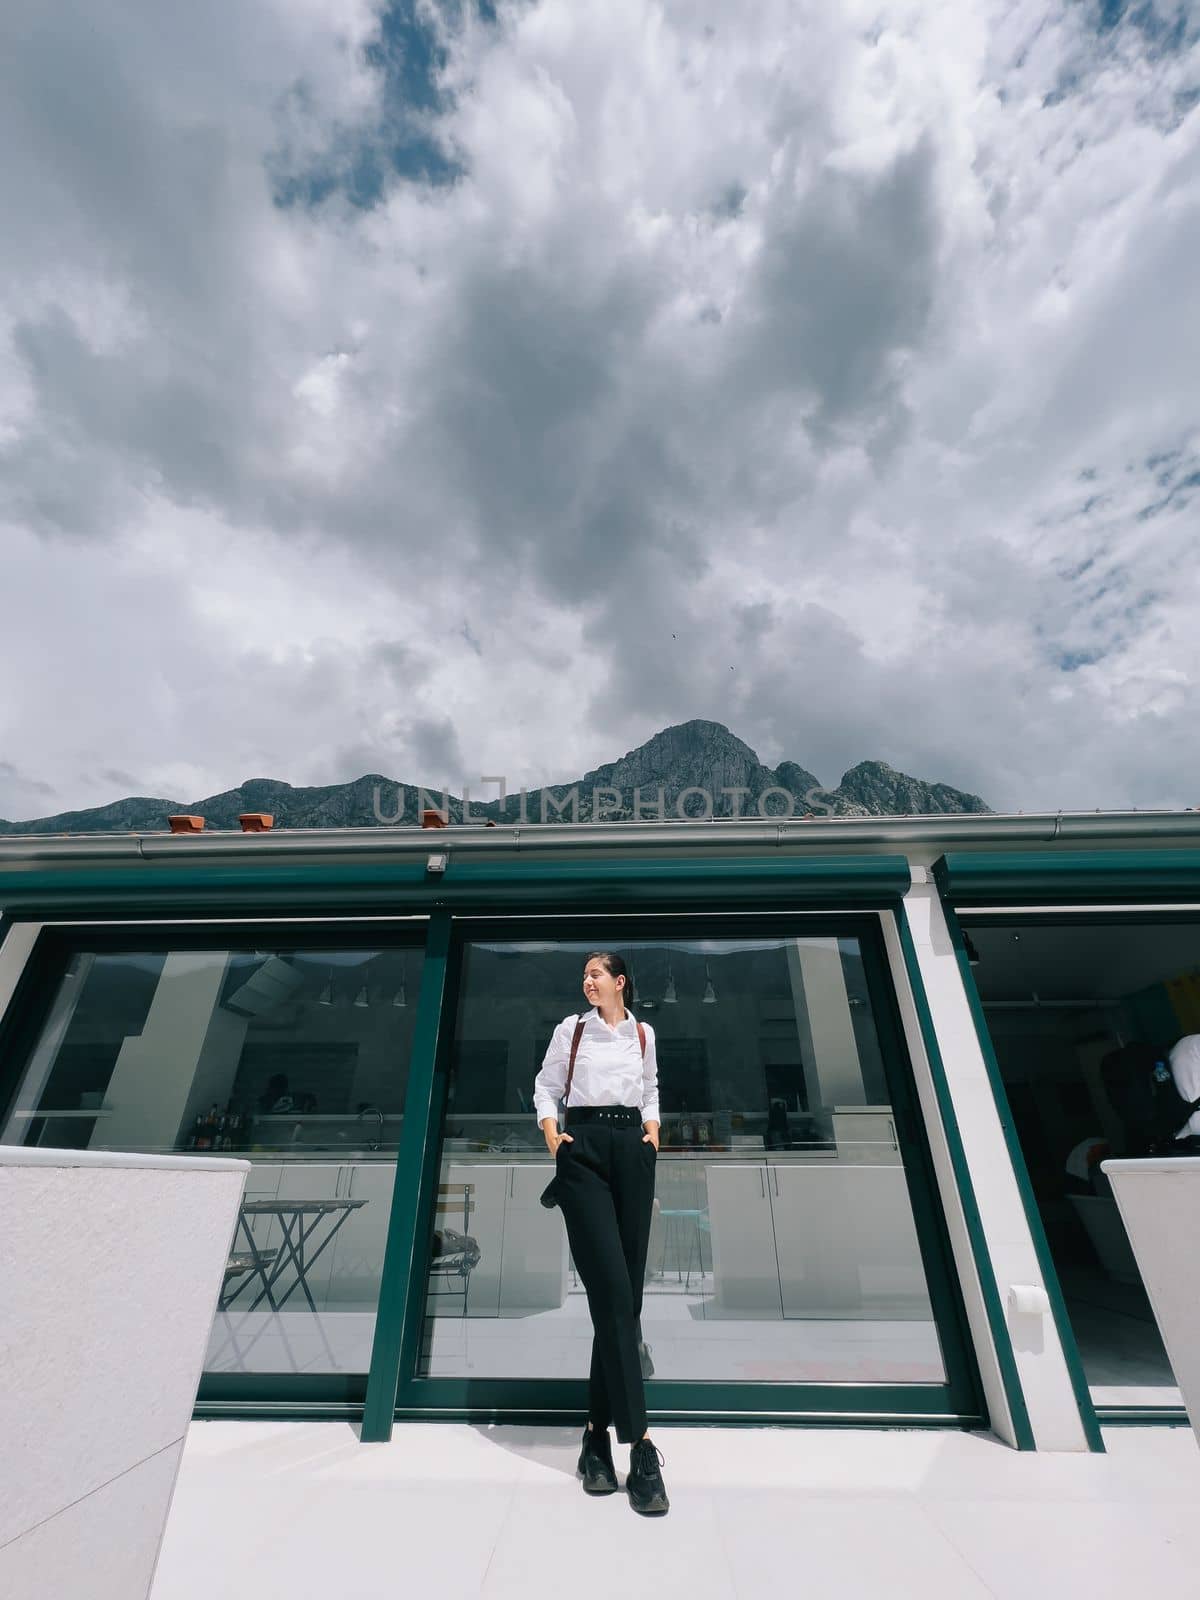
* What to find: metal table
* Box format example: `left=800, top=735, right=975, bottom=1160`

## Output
left=220, top=1197, right=368, bottom=1315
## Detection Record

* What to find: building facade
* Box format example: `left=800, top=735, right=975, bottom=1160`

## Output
left=3, top=812, right=1198, bottom=1449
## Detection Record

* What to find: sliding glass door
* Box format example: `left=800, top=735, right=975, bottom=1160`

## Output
left=400, top=917, right=979, bottom=1422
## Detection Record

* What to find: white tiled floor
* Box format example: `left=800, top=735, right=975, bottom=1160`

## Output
left=151, top=1422, right=1200, bottom=1600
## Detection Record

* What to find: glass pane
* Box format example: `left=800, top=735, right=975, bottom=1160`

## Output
left=415, top=935, right=947, bottom=1386
left=1, top=942, right=424, bottom=1377
left=965, top=917, right=1200, bottom=1408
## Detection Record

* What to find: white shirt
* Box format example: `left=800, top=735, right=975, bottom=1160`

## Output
left=532, top=1007, right=659, bottom=1127
left=1169, top=1034, right=1200, bottom=1139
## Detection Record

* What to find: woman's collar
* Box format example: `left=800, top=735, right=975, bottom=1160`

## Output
left=590, top=1004, right=635, bottom=1026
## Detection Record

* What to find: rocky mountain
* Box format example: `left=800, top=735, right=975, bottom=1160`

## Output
left=838, top=760, right=991, bottom=816
left=0, top=720, right=991, bottom=834
left=500, top=720, right=822, bottom=822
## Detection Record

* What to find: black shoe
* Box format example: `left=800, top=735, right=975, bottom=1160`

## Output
left=626, top=1437, right=669, bottom=1515
left=577, top=1424, right=618, bottom=1494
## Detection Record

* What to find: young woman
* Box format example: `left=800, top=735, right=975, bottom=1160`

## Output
left=532, top=951, right=669, bottom=1515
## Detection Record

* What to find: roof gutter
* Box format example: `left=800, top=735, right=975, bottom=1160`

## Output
left=0, top=809, right=1197, bottom=865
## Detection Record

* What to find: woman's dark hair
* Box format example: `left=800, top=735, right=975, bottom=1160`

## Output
left=584, top=950, right=635, bottom=1011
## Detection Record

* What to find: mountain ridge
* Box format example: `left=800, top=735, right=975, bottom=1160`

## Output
left=0, top=720, right=991, bottom=834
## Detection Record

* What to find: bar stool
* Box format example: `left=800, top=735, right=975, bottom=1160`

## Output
left=658, top=1205, right=707, bottom=1290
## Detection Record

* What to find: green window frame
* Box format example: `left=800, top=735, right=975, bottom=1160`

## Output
left=361, top=909, right=984, bottom=1440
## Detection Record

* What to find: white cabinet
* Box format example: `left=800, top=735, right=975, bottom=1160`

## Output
left=853, top=1166, right=930, bottom=1313
left=241, top=1160, right=282, bottom=1204
left=707, top=1156, right=931, bottom=1321
left=707, top=1164, right=783, bottom=1314
left=434, top=1162, right=507, bottom=1317
left=498, top=1165, right=569, bottom=1311
left=324, top=1163, right=396, bottom=1307
left=771, top=1163, right=929, bottom=1319
left=771, top=1164, right=840, bottom=1317
left=831, top=1106, right=901, bottom=1166
left=434, top=1163, right=568, bottom=1317
left=771, top=1164, right=866, bottom=1316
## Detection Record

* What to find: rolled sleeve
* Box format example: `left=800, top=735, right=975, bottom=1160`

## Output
left=532, top=1016, right=573, bottom=1125
left=639, top=1022, right=660, bottom=1126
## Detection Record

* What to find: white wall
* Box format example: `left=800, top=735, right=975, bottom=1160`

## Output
left=897, top=875, right=1091, bottom=1451
left=1103, top=1158, right=1200, bottom=1441
left=98, top=952, right=246, bottom=1153
left=0, top=1148, right=248, bottom=1599
left=786, top=938, right=864, bottom=1112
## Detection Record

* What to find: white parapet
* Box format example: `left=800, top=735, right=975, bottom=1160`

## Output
left=0, top=1146, right=249, bottom=1600
left=1101, top=1157, right=1200, bottom=1440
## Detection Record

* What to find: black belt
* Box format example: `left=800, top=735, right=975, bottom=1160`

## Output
left=565, top=1105, right=643, bottom=1127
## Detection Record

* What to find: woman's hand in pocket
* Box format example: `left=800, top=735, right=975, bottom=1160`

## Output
left=550, top=1131, right=575, bottom=1156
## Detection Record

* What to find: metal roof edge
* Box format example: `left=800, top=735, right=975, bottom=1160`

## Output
left=0, top=808, right=1198, bottom=865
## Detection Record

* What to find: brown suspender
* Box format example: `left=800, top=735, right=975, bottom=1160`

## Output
left=562, top=1013, right=646, bottom=1110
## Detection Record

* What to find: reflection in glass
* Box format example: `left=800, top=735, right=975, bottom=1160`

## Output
left=417, top=935, right=947, bottom=1388
left=1, top=942, right=424, bottom=1377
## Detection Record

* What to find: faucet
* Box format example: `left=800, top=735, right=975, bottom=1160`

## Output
left=357, top=1104, right=385, bottom=1152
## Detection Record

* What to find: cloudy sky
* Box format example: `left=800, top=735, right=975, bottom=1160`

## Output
left=2, top=0, right=1199, bottom=820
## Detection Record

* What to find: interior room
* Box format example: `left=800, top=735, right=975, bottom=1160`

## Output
left=962, top=917, right=1200, bottom=1410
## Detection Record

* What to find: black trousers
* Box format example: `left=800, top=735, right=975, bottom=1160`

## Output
left=555, top=1105, right=656, bottom=1445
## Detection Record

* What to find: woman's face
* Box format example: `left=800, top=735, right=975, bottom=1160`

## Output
left=582, top=958, right=624, bottom=1011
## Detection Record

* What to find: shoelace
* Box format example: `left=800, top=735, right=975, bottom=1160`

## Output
left=630, top=1439, right=665, bottom=1473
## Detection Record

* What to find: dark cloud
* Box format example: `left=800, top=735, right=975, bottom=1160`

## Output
left=401, top=715, right=466, bottom=783
left=367, top=639, right=434, bottom=688
left=0, top=760, right=60, bottom=820
left=736, top=137, right=940, bottom=444
left=0, top=761, right=56, bottom=795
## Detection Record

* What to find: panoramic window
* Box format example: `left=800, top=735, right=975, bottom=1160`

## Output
left=416, top=932, right=949, bottom=1388
left=1, top=938, right=424, bottom=1379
